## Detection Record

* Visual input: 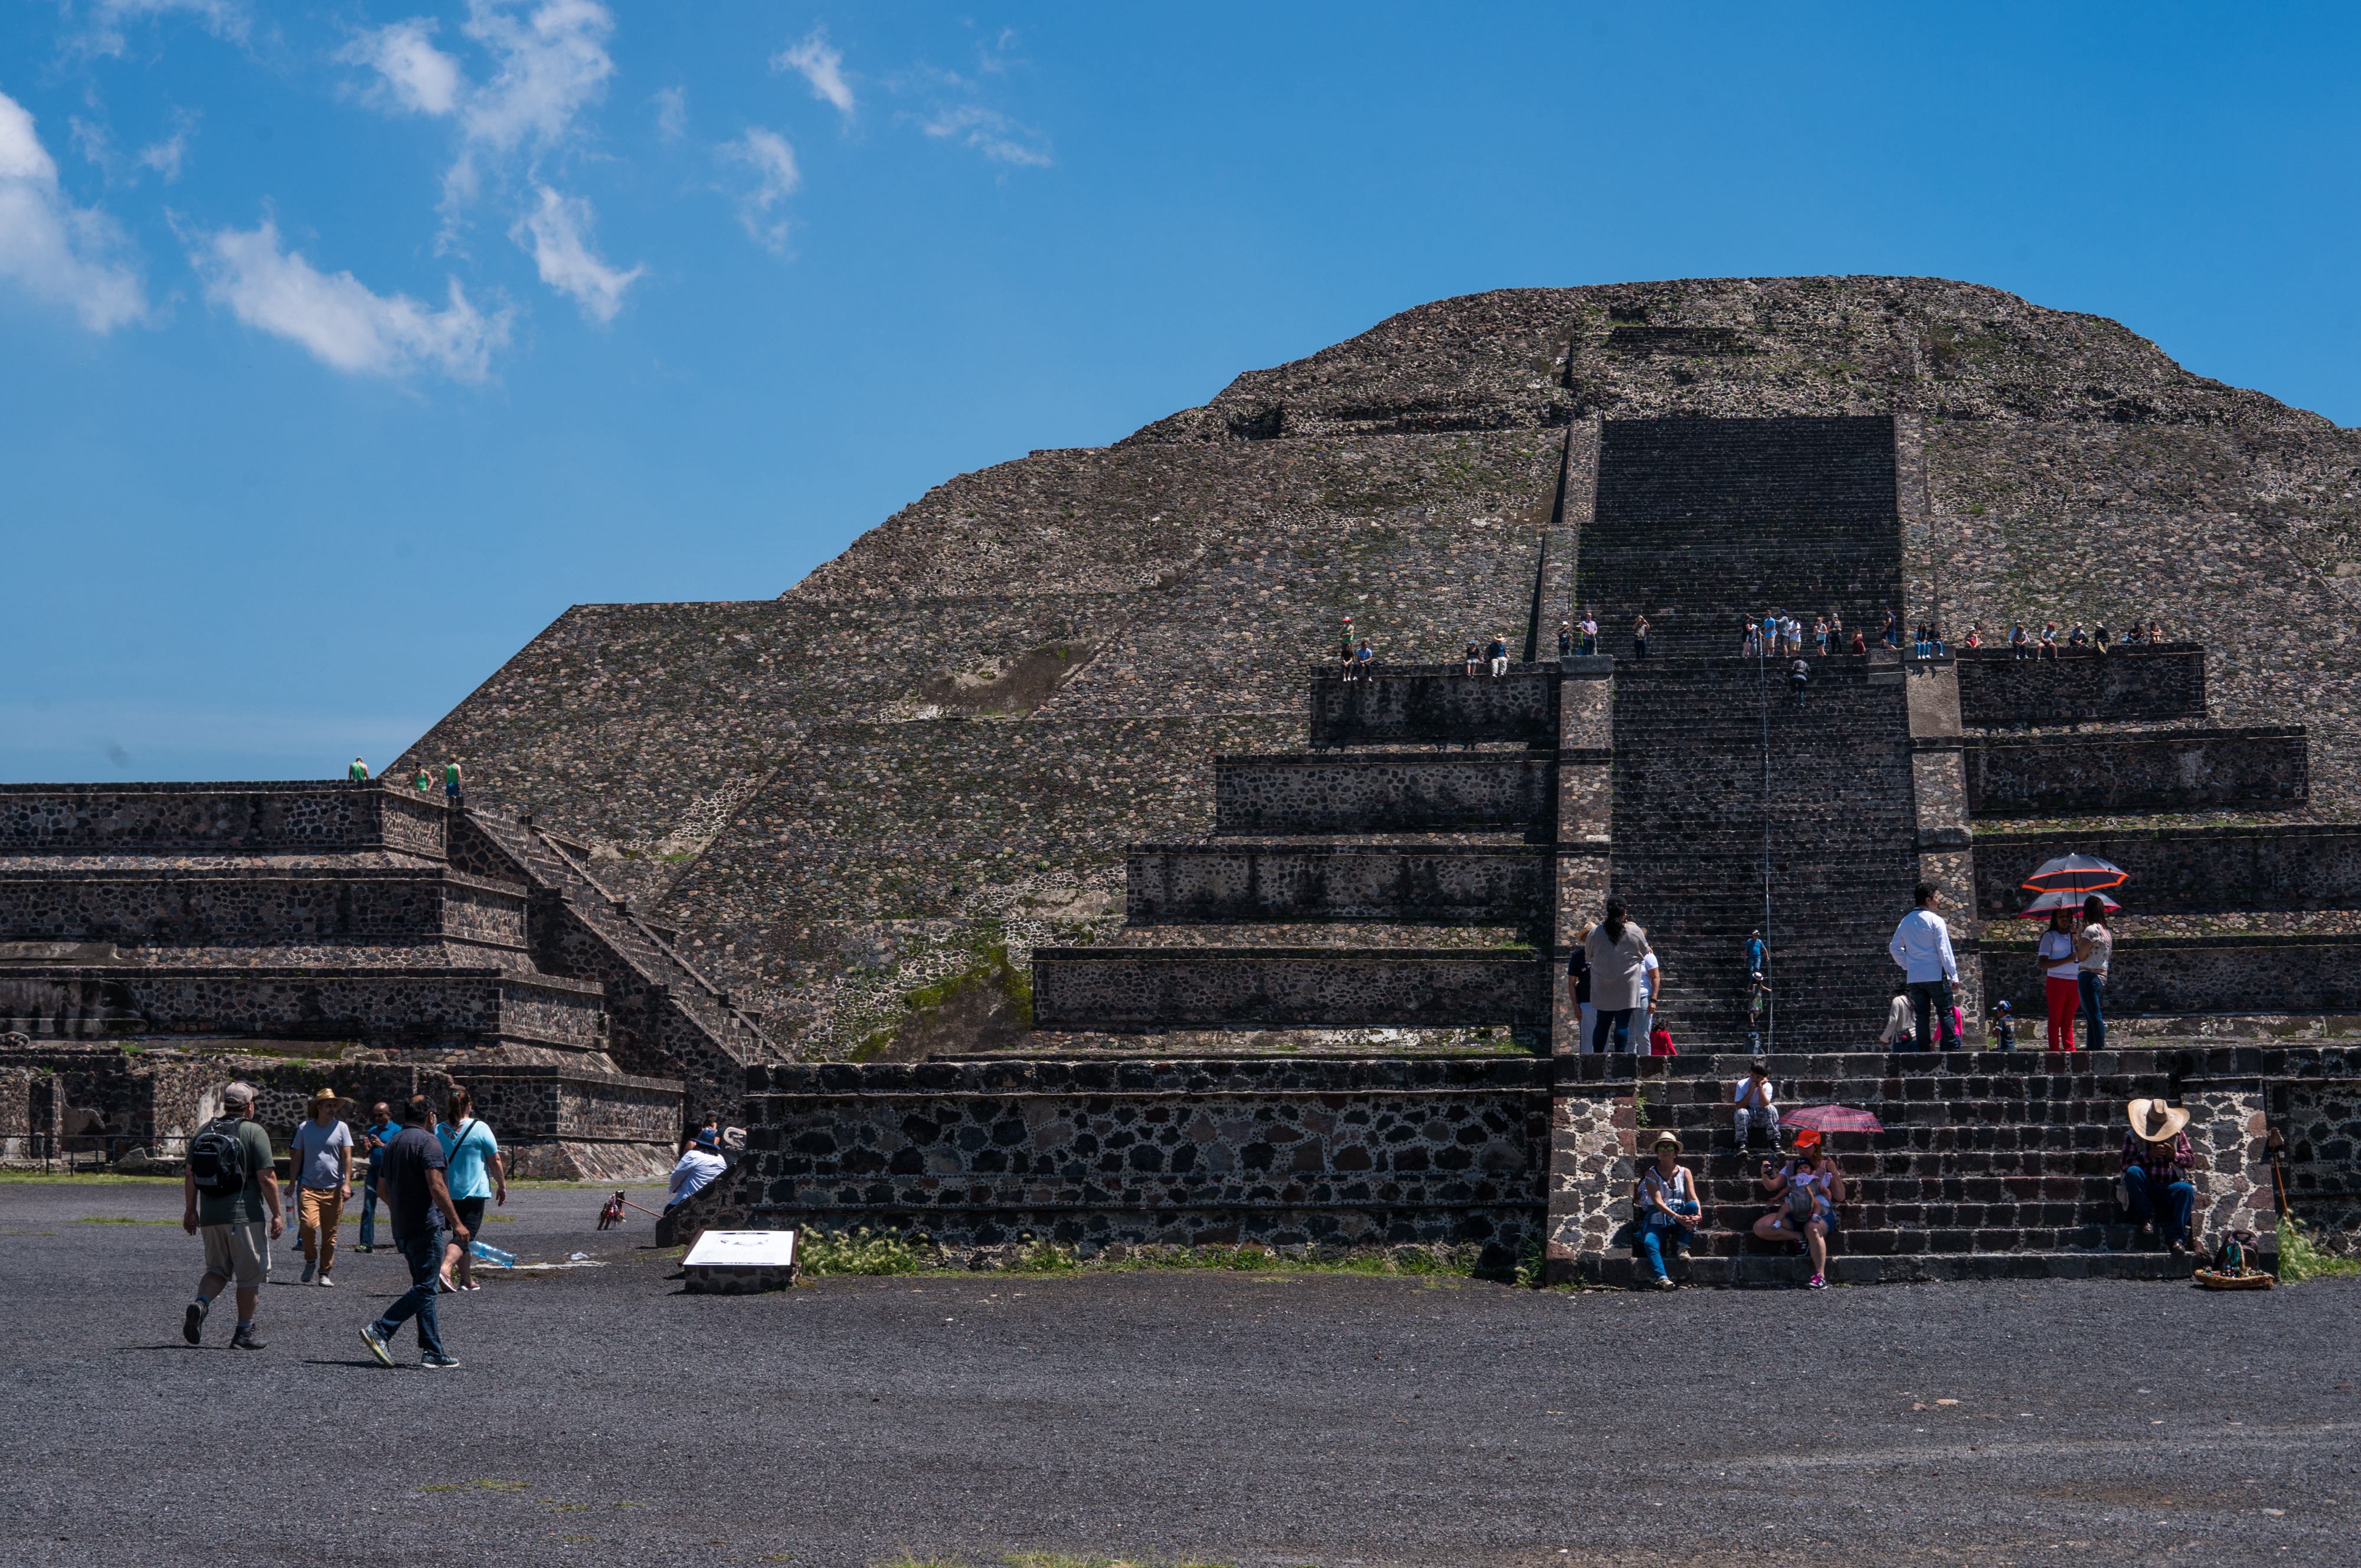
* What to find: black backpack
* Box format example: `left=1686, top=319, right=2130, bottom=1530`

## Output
left=188, top=1115, right=251, bottom=1197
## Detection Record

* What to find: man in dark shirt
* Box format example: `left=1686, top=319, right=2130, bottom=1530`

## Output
left=359, top=1095, right=467, bottom=1369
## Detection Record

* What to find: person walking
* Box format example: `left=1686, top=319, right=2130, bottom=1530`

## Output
left=437, top=1088, right=506, bottom=1291
left=347, top=755, right=369, bottom=782
left=1886, top=882, right=1963, bottom=1050
left=1633, top=1132, right=1701, bottom=1289
left=179, top=1082, right=281, bottom=1350
left=360, top=1096, right=466, bottom=1371
left=443, top=757, right=465, bottom=810
left=2074, top=894, right=2113, bottom=1051
left=1486, top=634, right=1510, bottom=678
left=357, top=1099, right=401, bottom=1252
left=1581, top=900, right=1655, bottom=1054
left=1631, top=614, right=1650, bottom=660
left=2037, top=909, right=2079, bottom=1052
left=289, top=1087, right=353, bottom=1287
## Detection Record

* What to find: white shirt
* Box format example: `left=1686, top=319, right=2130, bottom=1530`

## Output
left=1733, top=1077, right=1775, bottom=1108
left=1641, top=950, right=1660, bottom=1007
left=2038, top=929, right=2079, bottom=979
left=1888, top=906, right=1958, bottom=983
left=668, top=1148, right=727, bottom=1204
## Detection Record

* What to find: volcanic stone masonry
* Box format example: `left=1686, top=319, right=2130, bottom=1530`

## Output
left=28, top=276, right=2361, bottom=1275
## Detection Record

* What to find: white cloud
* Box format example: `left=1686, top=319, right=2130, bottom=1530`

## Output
left=190, top=217, right=507, bottom=379
left=339, top=19, right=463, bottom=117
left=67, top=107, right=194, bottom=184
left=510, top=184, right=641, bottom=322
left=138, top=126, right=189, bottom=180
left=920, top=103, right=1050, bottom=167
left=0, top=91, right=145, bottom=330
left=773, top=30, right=854, bottom=118
left=651, top=86, right=686, bottom=142
left=71, top=0, right=250, bottom=58
left=458, top=0, right=617, bottom=155
left=720, top=127, right=799, bottom=253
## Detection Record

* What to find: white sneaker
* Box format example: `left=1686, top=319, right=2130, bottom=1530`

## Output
left=317, top=1274, right=334, bottom=1288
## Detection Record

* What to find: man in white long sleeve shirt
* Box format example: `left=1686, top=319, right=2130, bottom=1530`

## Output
left=1887, top=882, right=1963, bottom=1050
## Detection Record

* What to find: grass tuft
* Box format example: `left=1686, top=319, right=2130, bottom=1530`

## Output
left=799, top=1227, right=935, bottom=1276
left=2277, top=1218, right=2361, bottom=1282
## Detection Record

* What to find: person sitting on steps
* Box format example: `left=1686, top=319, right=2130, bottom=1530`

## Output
left=2121, top=1098, right=2197, bottom=1257
left=1464, top=639, right=1483, bottom=678
left=1486, top=634, right=1510, bottom=678
left=1633, top=1132, right=1701, bottom=1289
left=1733, top=1060, right=1778, bottom=1151
left=1754, top=1135, right=1845, bottom=1290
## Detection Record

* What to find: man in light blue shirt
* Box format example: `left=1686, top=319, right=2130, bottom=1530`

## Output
left=1888, top=882, right=1962, bottom=1051
left=358, top=1102, right=402, bottom=1252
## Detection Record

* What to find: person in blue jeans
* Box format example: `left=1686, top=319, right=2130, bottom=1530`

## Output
left=2122, top=1098, right=2197, bottom=1257
left=360, top=1096, right=467, bottom=1370
left=357, top=1101, right=400, bottom=1252
left=1633, top=1132, right=1701, bottom=1289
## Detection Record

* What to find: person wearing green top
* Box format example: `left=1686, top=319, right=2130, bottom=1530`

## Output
left=413, top=767, right=433, bottom=793
left=179, top=1082, right=282, bottom=1350
left=443, top=757, right=464, bottom=809
left=347, top=755, right=369, bottom=781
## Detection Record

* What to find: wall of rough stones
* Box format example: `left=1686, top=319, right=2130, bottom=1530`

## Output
left=2273, top=1078, right=2361, bottom=1255
left=1983, top=935, right=2361, bottom=1017
left=0, top=867, right=525, bottom=947
left=684, top=1056, right=1549, bottom=1263
left=1031, top=948, right=1551, bottom=1032
left=1972, top=825, right=2361, bottom=918
left=1962, top=728, right=2308, bottom=816
left=1124, top=844, right=1549, bottom=926
left=0, top=970, right=604, bottom=1048
left=1212, top=752, right=1553, bottom=834
left=1954, top=647, right=2206, bottom=727
left=1308, top=667, right=1557, bottom=748
left=0, top=784, right=442, bottom=855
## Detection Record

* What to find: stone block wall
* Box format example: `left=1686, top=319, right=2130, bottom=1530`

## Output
left=2180, top=1078, right=2275, bottom=1256
left=1308, top=667, right=1557, bottom=748
left=0, top=969, right=604, bottom=1049
left=1973, top=825, right=2361, bottom=919
left=2273, top=1078, right=2361, bottom=1256
left=1542, top=1086, right=1634, bottom=1282
left=1031, top=948, right=1551, bottom=1032
left=1986, top=935, right=2361, bottom=1018
left=1955, top=646, right=2206, bottom=727
left=1125, top=843, right=1549, bottom=925
left=685, top=1056, right=1549, bottom=1263
left=0, top=868, right=525, bottom=947
left=1212, top=752, right=1552, bottom=834
left=1962, top=727, right=2307, bottom=816
left=0, top=784, right=441, bottom=854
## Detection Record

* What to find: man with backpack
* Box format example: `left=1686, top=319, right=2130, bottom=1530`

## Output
left=179, top=1082, right=281, bottom=1350
left=359, top=1095, right=467, bottom=1370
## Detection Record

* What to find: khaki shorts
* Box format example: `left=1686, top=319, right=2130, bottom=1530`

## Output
left=201, top=1222, right=270, bottom=1288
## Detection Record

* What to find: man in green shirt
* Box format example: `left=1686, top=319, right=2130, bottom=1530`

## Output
left=347, top=756, right=369, bottom=782
left=179, top=1082, right=282, bottom=1350
left=443, top=757, right=464, bottom=810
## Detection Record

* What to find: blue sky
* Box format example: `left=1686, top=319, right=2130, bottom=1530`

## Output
left=4, top=2, right=2356, bottom=781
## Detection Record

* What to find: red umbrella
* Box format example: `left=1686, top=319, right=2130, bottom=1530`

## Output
left=2016, top=888, right=2121, bottom=920
left=1782, top=1105, right=1883, bottom=1135
left=2022, top=853, right=2128, bottom=894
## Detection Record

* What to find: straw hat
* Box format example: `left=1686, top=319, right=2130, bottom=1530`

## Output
left=2127, top=1098, right=2189, bottom=1141
left=308, top=1085, right=340, bottom=1106
left=1649, top=1131, right=1682, bottom=1154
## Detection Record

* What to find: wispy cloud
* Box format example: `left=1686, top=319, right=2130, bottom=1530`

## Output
left=68, top=106, right=197, bottom=184
left=651, top=85, right=686, bottom=143
left=0, top=90, right=146, bottom=330
left=456, top=0, right=616, bottom=158
left=189, top=215, right=508, bottom=379
left=773, top=29, right=854, bottom=118
left=68, top=0, right=250, bottom=58
left=719, top=127, right=799, bottom=253
left=511, top=184, right=641, bottom=322
left=338, top=18, right=463, bottom=117
left=920, top=103, right=1050, bottom=167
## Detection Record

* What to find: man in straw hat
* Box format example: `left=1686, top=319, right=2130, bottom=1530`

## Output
left=2123, top=1098, right=2197, bottom=1258
left=289, top=1086, right=354, bottom=1286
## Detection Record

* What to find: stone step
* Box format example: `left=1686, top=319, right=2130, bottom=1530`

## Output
left=1212, top=751, right=1554, bottom=834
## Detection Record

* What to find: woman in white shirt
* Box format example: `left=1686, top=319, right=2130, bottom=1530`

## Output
left=2074, top=895, right=2113, bottom=1052
left=2037, top=909, right=2079, bottom=1052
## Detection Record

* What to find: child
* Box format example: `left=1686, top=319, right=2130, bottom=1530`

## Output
left=1990, top=997, right=2016, bottom=1051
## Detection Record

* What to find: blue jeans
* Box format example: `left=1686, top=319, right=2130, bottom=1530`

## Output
left=2079, top=971, right=2107, bottom=1051
left=2123, top=1166, right=2194, bottom=1246
left=372, top=1227, right=447, bottom=1358
left=358, top=1164, right=381, bottom=1248
left=1638, top=1203, right=1701, bottom=1282
left=1906, top=978, right=1961, bottom=1051
left=1591, top=1007, right=1635, bottom=1053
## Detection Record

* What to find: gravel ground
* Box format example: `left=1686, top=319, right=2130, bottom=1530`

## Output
left=3, top=1178, right=2358, bottom=1568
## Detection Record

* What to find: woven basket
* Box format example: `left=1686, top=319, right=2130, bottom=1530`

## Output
left=2194, top=1268, right=2274, bottom=1291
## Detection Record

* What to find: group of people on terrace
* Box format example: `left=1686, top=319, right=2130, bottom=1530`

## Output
left=1980, top=618, right=2168, bottom=657
left=342, top=752, right=467, bottom=807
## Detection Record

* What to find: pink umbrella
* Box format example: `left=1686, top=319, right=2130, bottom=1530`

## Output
left=1782, top=1105, right=1883, bottom=1135
left=2017, top=888, right=2121, bottom=920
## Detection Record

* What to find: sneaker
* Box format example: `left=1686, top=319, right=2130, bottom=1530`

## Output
left=182, top=1299, right=208, bottom=1346
left=230, top=1325, right=266, bottom=1351
left=317, top=1274, right=334, bottom=1288
left=420, top=1352, right=462, bottom=1371
left=299, top=1262, right=315, bottom=1284
left=354, top=1244, right=374, bottom=1253
left=359, top=1324, right=395, bottom=1368
left=1654, top=1275, right=1677, bottom=1291
left=1805, top=1274, right=1827, bottom=1291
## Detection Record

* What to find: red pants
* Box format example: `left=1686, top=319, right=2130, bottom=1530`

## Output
left=2045, top=975, right=2079, bottom=1050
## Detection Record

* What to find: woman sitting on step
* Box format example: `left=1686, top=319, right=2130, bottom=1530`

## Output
left=1754, top=1135, right=1846, bottom=1291
left=1633, top=1132, right=1701, bottom=1289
